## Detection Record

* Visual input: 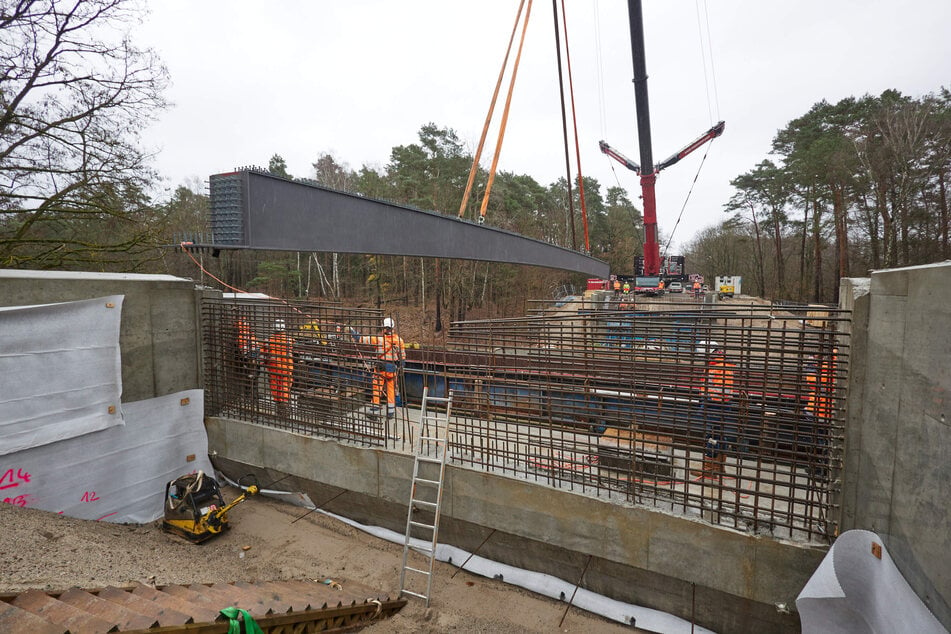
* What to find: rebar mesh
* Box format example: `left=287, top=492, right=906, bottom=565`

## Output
left=203, top=298, right=393, bottom=445
left=202, top=294, right=848, bottom=543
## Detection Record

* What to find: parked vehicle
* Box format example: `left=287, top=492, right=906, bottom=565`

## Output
left=695, top=339, right=720, bottom=354
left=634, top=276, right=663, bottom=296
left=716, top=275, right=742, bottom=299
left=668, top=281, right=684, bottom=293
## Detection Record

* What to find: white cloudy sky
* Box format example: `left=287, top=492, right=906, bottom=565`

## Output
left=137, top=0, right=951, bottom=252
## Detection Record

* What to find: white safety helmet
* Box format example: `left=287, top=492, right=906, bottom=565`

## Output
left=382, top=317, right=395, bottom=329
left=274, top=319, right=286, bottom=330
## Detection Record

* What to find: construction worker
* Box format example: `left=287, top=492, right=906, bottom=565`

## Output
left=804, top=351, right=835, bottom=421
left=701, top=348, right=737, bottom=472
left=622, top=280, right=631, bottom=295
left=658, top=279, right=665, bottom=292
left=804, top=348, right=837, bottom=476
left=693, top=280, right=702, bottom=298
left=232, top=308, right=259, bottom=405
left=613, top=278, right=621, bottom=297
left=358, top=317, right=405, bottom=437
left=261, top=319, right=294, bottom=415
left=299, top=319, right=326, bottom=344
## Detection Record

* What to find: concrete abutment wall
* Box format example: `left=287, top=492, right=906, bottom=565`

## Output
left=0, top=270, right=207, bottom=401
left=206, top=417, right=816, bottom=632
left=839, top=265, right=951, bottom=626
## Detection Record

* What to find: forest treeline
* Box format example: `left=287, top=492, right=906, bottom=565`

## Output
left=697, top=88, right=951, bottom=303
left=2, top=1, right=949, bottom=325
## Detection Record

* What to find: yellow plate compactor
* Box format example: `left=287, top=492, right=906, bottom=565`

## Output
left=162, top=471, right=258, bottom=543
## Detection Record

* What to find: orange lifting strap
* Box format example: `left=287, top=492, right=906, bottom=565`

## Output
left=458, top=0, right=589, bottom=254
left=458, top=0, right=534, bottom=224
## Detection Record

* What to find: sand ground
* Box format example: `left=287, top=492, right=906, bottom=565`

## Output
left=0, top=487, right=640, bottom=633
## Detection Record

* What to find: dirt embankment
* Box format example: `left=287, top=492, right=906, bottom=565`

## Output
left=0, top=489, right=636, bottom=633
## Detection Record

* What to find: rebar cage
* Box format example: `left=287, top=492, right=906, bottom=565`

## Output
left=202, top=295, right=848, bottom=543
left=203, top=298, right=390, bottom=443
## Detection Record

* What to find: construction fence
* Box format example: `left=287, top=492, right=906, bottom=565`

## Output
left=202, top=295, right=848, bottom=543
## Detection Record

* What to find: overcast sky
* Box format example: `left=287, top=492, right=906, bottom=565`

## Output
left=138, top=0, right=951, bottom=253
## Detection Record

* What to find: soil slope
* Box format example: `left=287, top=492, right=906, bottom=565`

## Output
left=0, top=489, right=637, bottom=633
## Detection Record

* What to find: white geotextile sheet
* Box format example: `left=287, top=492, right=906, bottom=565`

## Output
left=0, top=389, right=214, bottom=523
left=0, top=295, right=124, bottom=456
left=796, top=529, right=947, bottom=633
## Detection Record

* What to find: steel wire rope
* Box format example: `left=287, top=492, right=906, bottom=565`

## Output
left=559, top=0, right=590, bottom=253
left=659, top=141, right=717, bottom=260
left=592, top=2, right=641, bottom=244
left=552, top=0, right=578, bottom=250
left=694, top=0, right=714, bottom=125
left=593, top=2, right=627, bottom=194
left=695, top=0, right=721, bottom=123
left=180, top=242, right=327, bottom=325
left=592, top=0, right=608, bottom=141
left=659, top=1, right=723, bottom=259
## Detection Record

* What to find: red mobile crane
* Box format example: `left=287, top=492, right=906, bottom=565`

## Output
left=599, top=0, right=725, bottom=277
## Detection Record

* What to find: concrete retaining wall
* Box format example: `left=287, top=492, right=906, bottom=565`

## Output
left=0, top=270, right=204, bottom=402
left=206, top=417, right=820, bottom=633
left=839, top=264, right=951, bottom=626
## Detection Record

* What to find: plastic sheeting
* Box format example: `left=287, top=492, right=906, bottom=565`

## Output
left=796, top=529, right=947, bottom=633
left=0, top=296, right=124, bottom=456
left=1, top=390, right=214, bottom=523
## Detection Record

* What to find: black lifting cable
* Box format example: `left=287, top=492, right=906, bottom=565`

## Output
left=450, top=528, right=498, bottom=579
left=291, top=488, right=349, bottom=525
left=661, top=141, right=716, bottom=261
left=559, top=554, right=592, bottom=628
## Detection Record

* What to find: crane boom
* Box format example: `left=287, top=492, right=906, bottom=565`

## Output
left=598, top=140, right=640, bottom=173
left=655, top=121, right=726, bottom=172
left=598, top=0, right=725, bottom=277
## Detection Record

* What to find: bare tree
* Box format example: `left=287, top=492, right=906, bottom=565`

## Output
left=0, top=0, right=170, bottom=268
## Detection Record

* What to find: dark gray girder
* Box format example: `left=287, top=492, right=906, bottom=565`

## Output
left=207, top=169, right=608, bottom=278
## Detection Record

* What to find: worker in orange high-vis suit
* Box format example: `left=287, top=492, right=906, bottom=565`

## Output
left=805, top=350, right=836, bottom=422
left=359, top=317, right=405, bottom=438
left=804, top=348, right=837, bottom=476
left=262, top=320, right=294, bottom=415
left=701, top=348, right=737, bottom=471
left=233, top=312, right=259, bottom=403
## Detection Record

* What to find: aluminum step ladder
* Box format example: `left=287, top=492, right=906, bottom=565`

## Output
left=398, top=387, right=453, bottom=607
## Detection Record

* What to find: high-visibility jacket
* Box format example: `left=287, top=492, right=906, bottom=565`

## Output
left=262, top=331, right=294, bottom=401
left=262, top=332, right=293, bottom=370
left=705, top=358, right=736, bottom=401
left=361, top=332, right=405, bottom=375
left=805, top=360, right=835, bottom=419
left=299, top=320, right=328, bottom=344
left=236, top=319, right=256, bottom=354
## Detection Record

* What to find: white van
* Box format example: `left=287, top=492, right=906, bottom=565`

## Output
left=695, top=340, right=720, bottom=354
